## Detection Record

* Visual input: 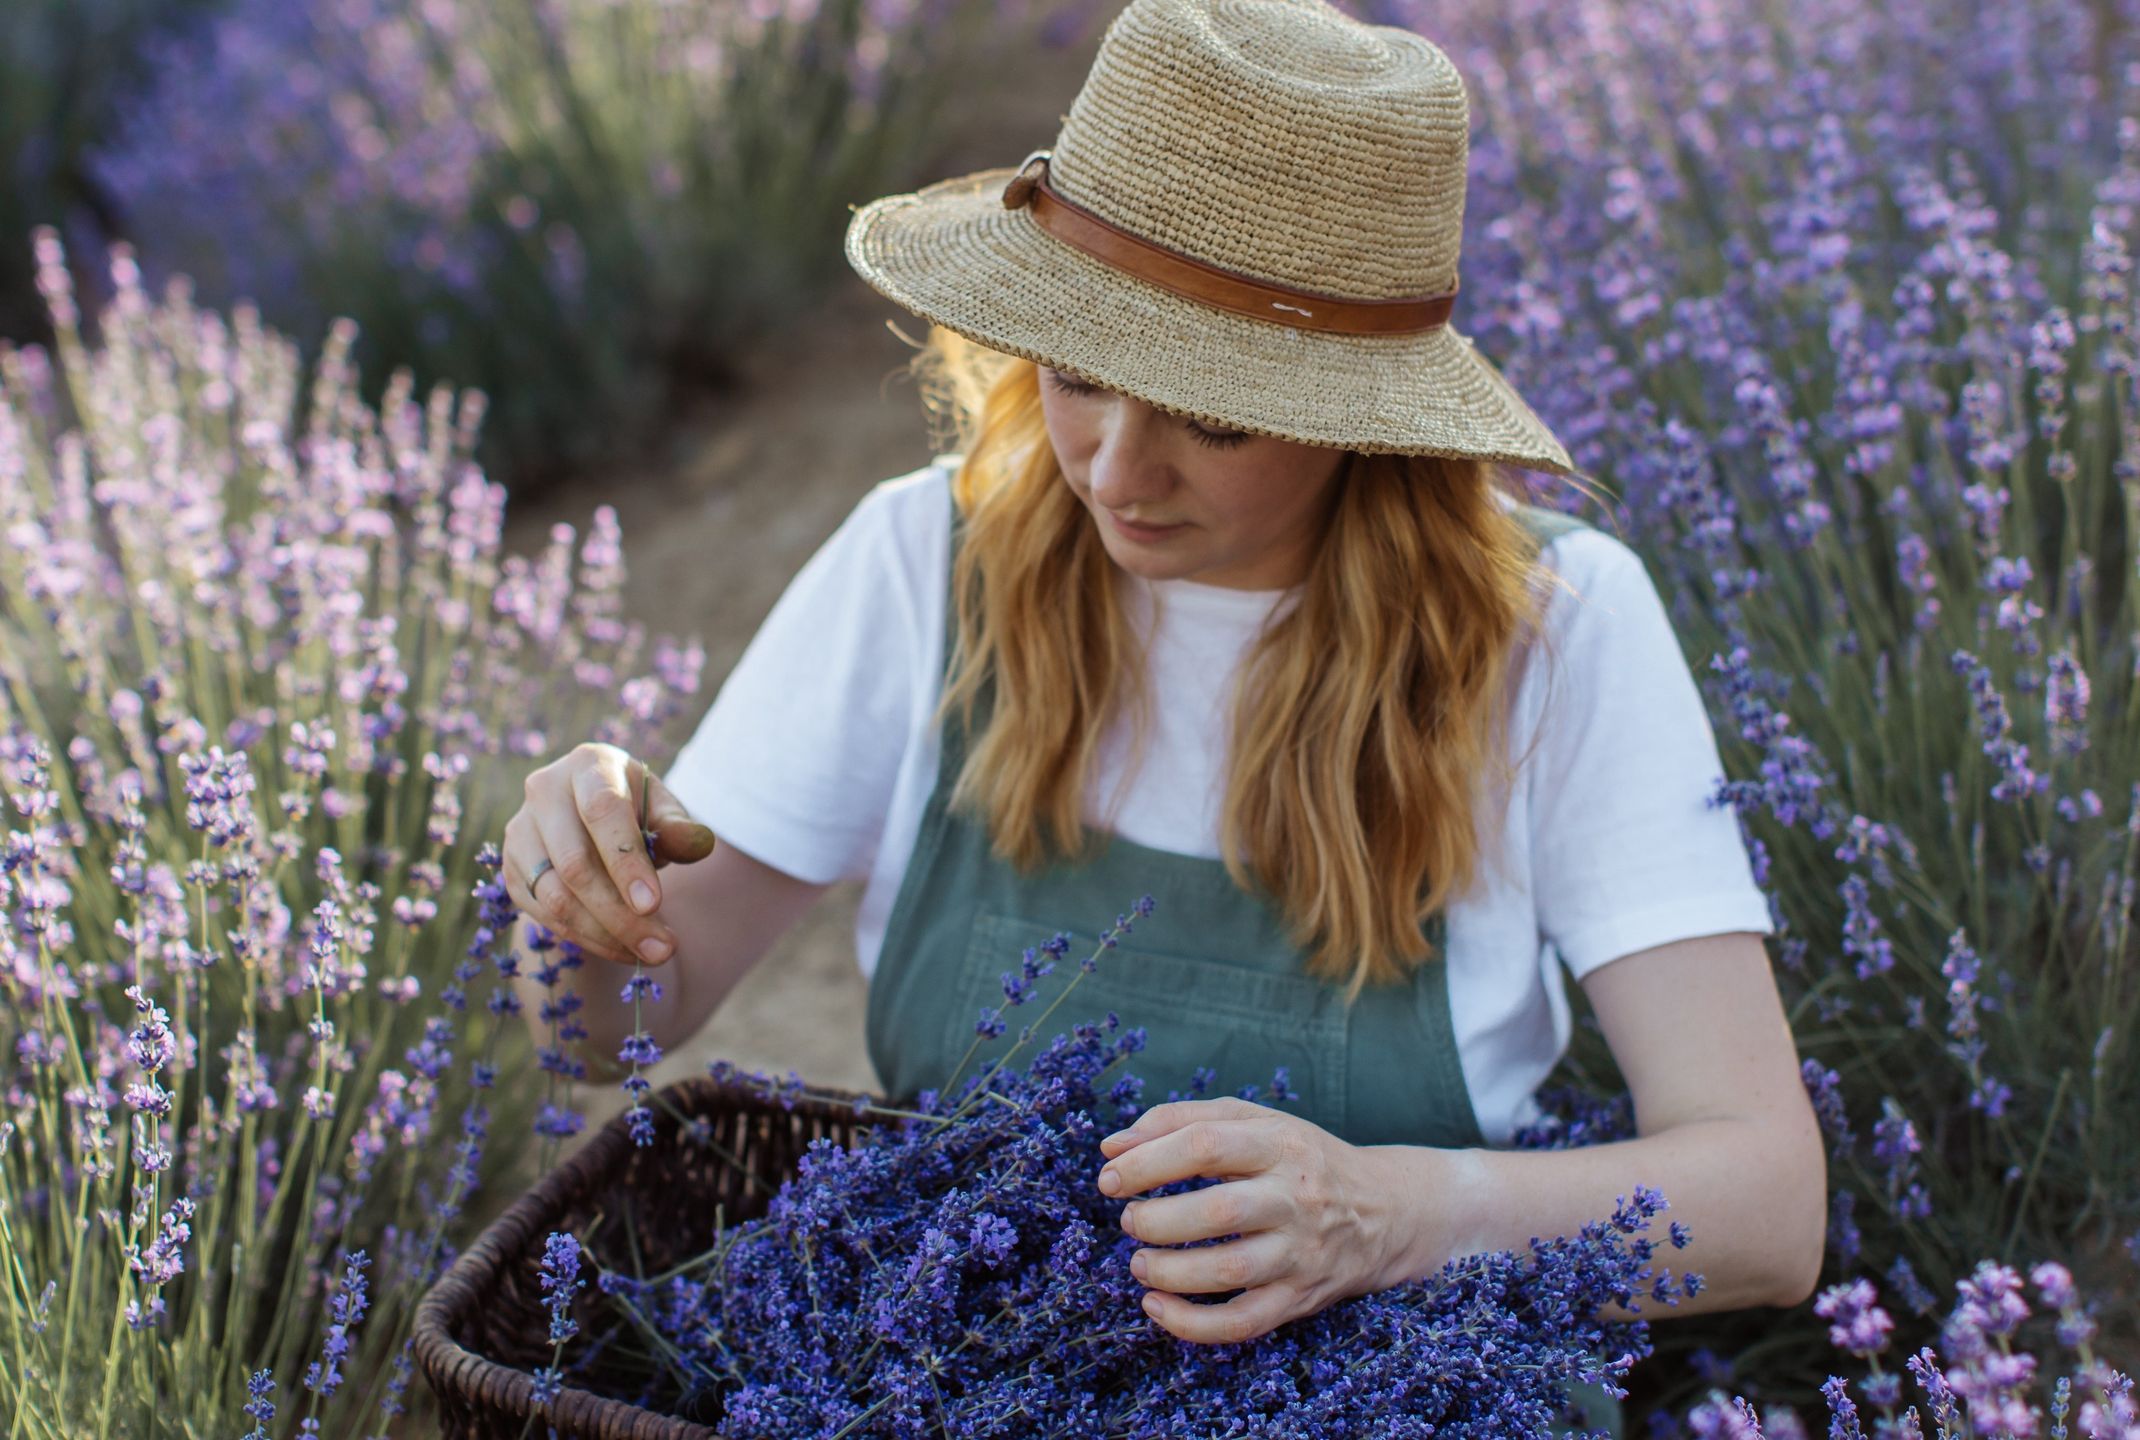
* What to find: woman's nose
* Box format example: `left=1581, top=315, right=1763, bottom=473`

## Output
left=1085, top=409, right=1177, bottom=511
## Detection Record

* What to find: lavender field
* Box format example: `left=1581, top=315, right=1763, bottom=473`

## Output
left=1, top=0, right=2137, bottom=1434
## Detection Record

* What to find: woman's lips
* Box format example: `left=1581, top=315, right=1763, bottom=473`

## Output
left=1108, top=512, right=1188, bottom=542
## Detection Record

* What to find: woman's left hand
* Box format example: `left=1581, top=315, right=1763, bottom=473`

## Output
left=1096, top=1096, right=1447, bottom=1344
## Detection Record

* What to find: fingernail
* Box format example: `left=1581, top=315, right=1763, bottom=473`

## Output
left=639, top=936, right=672, bottom=963
left=1141, top=1293, right=1161, bottom=1318
left=1102, top=1129, right=1132, bottom=1147
left=1098, top=1168, right=1120, bottom=1195
left=629, top=881, right=656, bottom=912
left=689, top=824, right=717, bottom=850
left=1130, top=1251, right=1148, bottom=1280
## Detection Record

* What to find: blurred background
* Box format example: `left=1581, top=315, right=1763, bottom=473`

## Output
left=3, top=0, right=1121, bottom=1115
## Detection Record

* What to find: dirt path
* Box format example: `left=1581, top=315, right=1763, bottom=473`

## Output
left=499, top=31, right=1102, bottom=1127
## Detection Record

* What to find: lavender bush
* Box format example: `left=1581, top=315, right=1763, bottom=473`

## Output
left=522, top=903, right=1700, bottom=1437
left=1682, top=1261, right=2137, bottom=1437
left=1320, top=0, right=2140, bottom=1409
left=75, top=0, right=1109, bottom=494
left=0, top=228, right=705, bottom=1435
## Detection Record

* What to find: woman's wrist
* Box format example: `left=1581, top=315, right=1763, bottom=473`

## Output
left=1356, top=1142, right=1486, bottom=1292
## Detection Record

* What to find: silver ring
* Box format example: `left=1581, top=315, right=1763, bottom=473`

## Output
left=528, top=856, right=557, bottom=892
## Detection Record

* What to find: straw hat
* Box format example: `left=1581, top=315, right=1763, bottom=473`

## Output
left=842, top=0, right=1580, bottom=477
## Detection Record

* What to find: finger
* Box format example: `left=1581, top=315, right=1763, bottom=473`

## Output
left=1140, top=1284, right=1296, bottom=1346
left=531, top=802, right=678, bottom=968
left=645, top=771, right=718, bottom=869
left=1131, top=1231, right=1294, bottom=1296
left=1098, top=1115, right=1283, bottom=1198
left=503, top=816, right=634, bottom=967
left=504, top=846, right=629, bottom=967
left=1100, top=1097, right=1273, bottom=1158
left=573, top=753, right=673, bottom=922
left=1120, top=1179, right=1283, bottom=1247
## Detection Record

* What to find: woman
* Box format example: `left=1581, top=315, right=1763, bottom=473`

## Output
left=506, top=0, right=1826, bottom=1425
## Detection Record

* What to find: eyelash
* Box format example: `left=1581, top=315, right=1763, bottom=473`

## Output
left=1043, top=370, right=1252, bottom=450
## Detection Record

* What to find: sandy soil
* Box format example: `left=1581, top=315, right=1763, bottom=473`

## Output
left=497, top=31, right=1104, bottom=1133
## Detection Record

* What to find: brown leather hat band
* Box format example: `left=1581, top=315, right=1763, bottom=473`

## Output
left=1000, top=150, right=1456, bottom=337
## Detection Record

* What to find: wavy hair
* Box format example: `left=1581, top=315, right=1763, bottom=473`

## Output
left=903, top=326, right=1594, bottom=1004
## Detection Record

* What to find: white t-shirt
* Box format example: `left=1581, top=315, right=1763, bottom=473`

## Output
left=665, top=457, right=1776, bottom=1144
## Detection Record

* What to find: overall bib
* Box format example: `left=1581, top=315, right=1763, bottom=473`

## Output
left=866, top=488, right=1625, bottom=1437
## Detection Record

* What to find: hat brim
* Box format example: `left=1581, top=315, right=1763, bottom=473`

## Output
left=845, top=165, right=1579, bottom=477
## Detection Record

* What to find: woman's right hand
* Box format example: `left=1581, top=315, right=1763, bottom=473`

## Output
left=503, top=742, right=719, bottom=968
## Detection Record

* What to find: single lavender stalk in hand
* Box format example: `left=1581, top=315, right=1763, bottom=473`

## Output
left=529, top=924, right=589, bottom=1160
left=618, top=767, right=666, bottom=1146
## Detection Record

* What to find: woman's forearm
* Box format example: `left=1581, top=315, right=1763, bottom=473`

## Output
left=1367, top=1114, right=1827, bottom=1321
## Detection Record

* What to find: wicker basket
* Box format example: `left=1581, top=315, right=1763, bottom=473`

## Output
left=412, top=1070, right=877, bottom=1439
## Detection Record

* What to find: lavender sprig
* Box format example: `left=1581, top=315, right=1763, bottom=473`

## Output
left=525, top=1230, right=588, bottom=1434
left=618, top=763, right=667, bottom=1147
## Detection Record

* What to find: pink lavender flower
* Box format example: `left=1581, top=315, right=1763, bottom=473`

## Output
left=1814, top=1278, right=1895, bottom=1358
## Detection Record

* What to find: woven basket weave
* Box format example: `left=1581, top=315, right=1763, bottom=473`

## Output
left=412, top=1071, right=876, bottom=1439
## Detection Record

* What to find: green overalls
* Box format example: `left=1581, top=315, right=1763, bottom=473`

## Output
left=865, top=485, right=1624, bottom=1437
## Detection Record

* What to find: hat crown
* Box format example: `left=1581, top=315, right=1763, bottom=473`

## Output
left=1048, top=0, right=1471, bottom=302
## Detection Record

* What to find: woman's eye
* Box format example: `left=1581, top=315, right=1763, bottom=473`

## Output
left=1189, top=423, right=1251, bottom=450
left=1044, top=370, right=1250, bottom=449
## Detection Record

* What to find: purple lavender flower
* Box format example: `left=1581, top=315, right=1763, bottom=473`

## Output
left=617, top=945, right=666, bottom=1148
left=303, top=1250, right=371, bottom=1398
left=130, top=1196, right=195, bottom=1289
left=540, top=1231, right=586, bottom=1345
left=1871, top=1098, right=1932, bottom=1223
left=1801, top=1060, right=1855, bottom=1161
left=242, top=1368, right=275, bottom=1440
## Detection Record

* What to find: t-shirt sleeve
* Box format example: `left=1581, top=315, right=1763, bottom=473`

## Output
left=1522, top=530, right=1776, bottom=980
left=659, top=477, right=934, bottom=886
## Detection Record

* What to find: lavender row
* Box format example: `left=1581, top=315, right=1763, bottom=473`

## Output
left=0, top=229, right=703, bottom=1436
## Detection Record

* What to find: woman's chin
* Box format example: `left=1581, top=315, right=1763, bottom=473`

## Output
left=1099, top=538, right=1199, bottom=581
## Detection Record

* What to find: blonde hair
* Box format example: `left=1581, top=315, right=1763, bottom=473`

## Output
left=904, top=327, right=1595, bottom=1004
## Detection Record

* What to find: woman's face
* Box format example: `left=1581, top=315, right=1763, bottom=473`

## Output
left=1039, top=366, right=1347, bottom=591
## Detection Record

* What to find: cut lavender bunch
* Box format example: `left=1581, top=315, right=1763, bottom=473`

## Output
left=533, top=899, right=1690, bottom=1437
left=575, top=1019, right=1684, bottom=1437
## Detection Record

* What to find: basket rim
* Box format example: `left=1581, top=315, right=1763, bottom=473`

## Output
left=412, top=1068, right=882, bottom=1439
